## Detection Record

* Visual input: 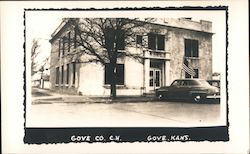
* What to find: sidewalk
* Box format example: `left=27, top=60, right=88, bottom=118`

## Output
left=32, top=88, right=156, bottom=104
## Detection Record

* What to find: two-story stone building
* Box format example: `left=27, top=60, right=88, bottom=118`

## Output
left=49, top=18, right=213, bottom=96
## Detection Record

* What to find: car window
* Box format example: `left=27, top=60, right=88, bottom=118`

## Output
left=171, top=80, right=180, bottom=86
left=183, top=81, right=189, bottom=86
left=189, top=80, right=199, bottom=86
left=198, top=80, right=210, bottom=86
left=176, top=80, right=187, bottom=86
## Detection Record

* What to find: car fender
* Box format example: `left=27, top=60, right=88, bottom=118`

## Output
left=189, top=91, right=208, bottom=95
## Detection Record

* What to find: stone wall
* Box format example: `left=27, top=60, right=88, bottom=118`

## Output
left=167, top=27, right=213, bottom=83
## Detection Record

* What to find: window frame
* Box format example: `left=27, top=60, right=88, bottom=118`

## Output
left=58, top=39, right=61, bottom=57
left=68, top=32, right=71, bottom=52
left=104, top=63, right=125, bottom=85
left=148, top=33, right=165, bottom=51
left=193, top=69, right=199, bottom=78
left=55, top=67, right=60, bottom=85
left=104, top=28, right=125, bottom=51
left=61, top=65, right=64, bottom=85
left=62, top=37, right=65, bottom=55
left=136, top=35, right=143, bottom=47
left=66, top=64, right=70, bottom=85
left=74, top=26, right=77, bottom=49
left=184, top=39, right=199, bottom=58
left=72, top=63, right=76, bottom=85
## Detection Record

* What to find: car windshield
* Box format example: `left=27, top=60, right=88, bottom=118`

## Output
left=171, top=80, right=181, bottom=86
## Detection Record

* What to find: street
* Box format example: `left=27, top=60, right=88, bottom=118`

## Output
left=26, top=98, right=222, bottom=127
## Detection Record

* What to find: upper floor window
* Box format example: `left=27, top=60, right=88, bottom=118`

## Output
left=58, top=39, right=61, bottom=57
left=62, top=37, right=66, bottom=55
left=136, top=35, right=143, bottom=46
left=68, top=32, right=71, bottom=52
left=117, top=30, right=125, bottom=50
left=184, top=39, right=199, bottom=57
left=104, top=28, right=125, bottom=50
left=74, top=27, right=77, bottom=49
left=148, top=33, right=165, bottom=50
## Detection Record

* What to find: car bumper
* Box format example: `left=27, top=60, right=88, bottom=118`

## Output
left=206, top=94, right=220, bottom=99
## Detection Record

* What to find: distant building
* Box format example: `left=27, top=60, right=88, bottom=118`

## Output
left=49, top=18, right=213, bottom=96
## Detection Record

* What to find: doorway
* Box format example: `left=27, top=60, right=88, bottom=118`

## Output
left=149, top=68, right=162, bottom=90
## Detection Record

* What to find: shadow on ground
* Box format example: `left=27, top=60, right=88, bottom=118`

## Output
left=32, top=89, right=52, bottom=97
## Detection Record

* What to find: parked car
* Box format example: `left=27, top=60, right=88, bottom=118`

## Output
left=155, top=79, right=220, bottom=103
left=207, top=79, right=220, bottom=89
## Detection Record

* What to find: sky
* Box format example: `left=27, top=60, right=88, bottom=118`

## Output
left=25, top=10, right=226, bottom=75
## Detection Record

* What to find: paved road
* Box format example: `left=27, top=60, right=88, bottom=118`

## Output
left=26, top=100, right=222, bottom=128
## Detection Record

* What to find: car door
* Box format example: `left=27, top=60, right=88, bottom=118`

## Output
left=168, top=80, right=186, bottom=99
left=176, top=80, right=190, bottom=99
left=182, top=80, right=193, bottom=99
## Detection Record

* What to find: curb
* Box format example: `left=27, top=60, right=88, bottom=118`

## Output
left=32, top=96, right=157, bottom=104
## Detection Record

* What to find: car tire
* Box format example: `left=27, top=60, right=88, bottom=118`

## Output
left=192, top=94, right=204, bottom=103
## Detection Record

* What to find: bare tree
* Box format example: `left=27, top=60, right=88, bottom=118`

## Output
left=67, top=18, right=152, bottom=99
left=31, top=38, right=40, bottom=76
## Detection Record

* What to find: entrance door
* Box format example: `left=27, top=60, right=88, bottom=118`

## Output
left=149, top=68, right=161, bottom=90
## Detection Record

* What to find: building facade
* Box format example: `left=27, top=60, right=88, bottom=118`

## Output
left=49, top=18, right=213, bottom=96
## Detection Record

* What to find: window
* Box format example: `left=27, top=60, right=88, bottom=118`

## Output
left=186, top=80, right=199, bottom=86
left=58, top=39, right=61, bottom=57
left=148, top=33, right=156, bottom=50
left=157, top=35, right=165, bottom=50
left=61, top=65, right=64, bottom=84
left=184, top=39, right=199, bottom=57
left=62, top=37, right=65, bottom=55
left=56, top=67, right=59, bottom=84
left=117, top=29, right=125, bottom=50
left=185, top=69, right=199, bottom=78
left=104, top=28, right=115, bottom=50
left=104, top=28, right=125, bottom=50
left=171, top=80, right=182, bottom=86
left=68, top=32, right=71, bottom=52
left=66, top=64, right=69, bottom=84
left=149, top=70, right=154, bottom=86
left=72, top=63, right=76, bottom=85
left=64, top=36, right=69, bottom=53
left=194, top=69, right=199, bottom=78
left=185, top=72, right=191, bottom=78
left=148, top=33, right=165, bottom=50
left=136, top=35, right=143, bottom=46
left=74, top=27, right=77, bottom=49
left=105, top=63, right=124, bottom=85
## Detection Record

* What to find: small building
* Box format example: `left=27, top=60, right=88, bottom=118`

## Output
left=49, top=18, right=213, bottom=96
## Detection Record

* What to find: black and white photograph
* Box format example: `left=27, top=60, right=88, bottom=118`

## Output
left=24, top=8, right=228, bottom=143
left=1, top=1, right=249, bottom=153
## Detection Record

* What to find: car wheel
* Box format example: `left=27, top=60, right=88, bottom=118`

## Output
left=192, top=94, right=203, bottom=103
